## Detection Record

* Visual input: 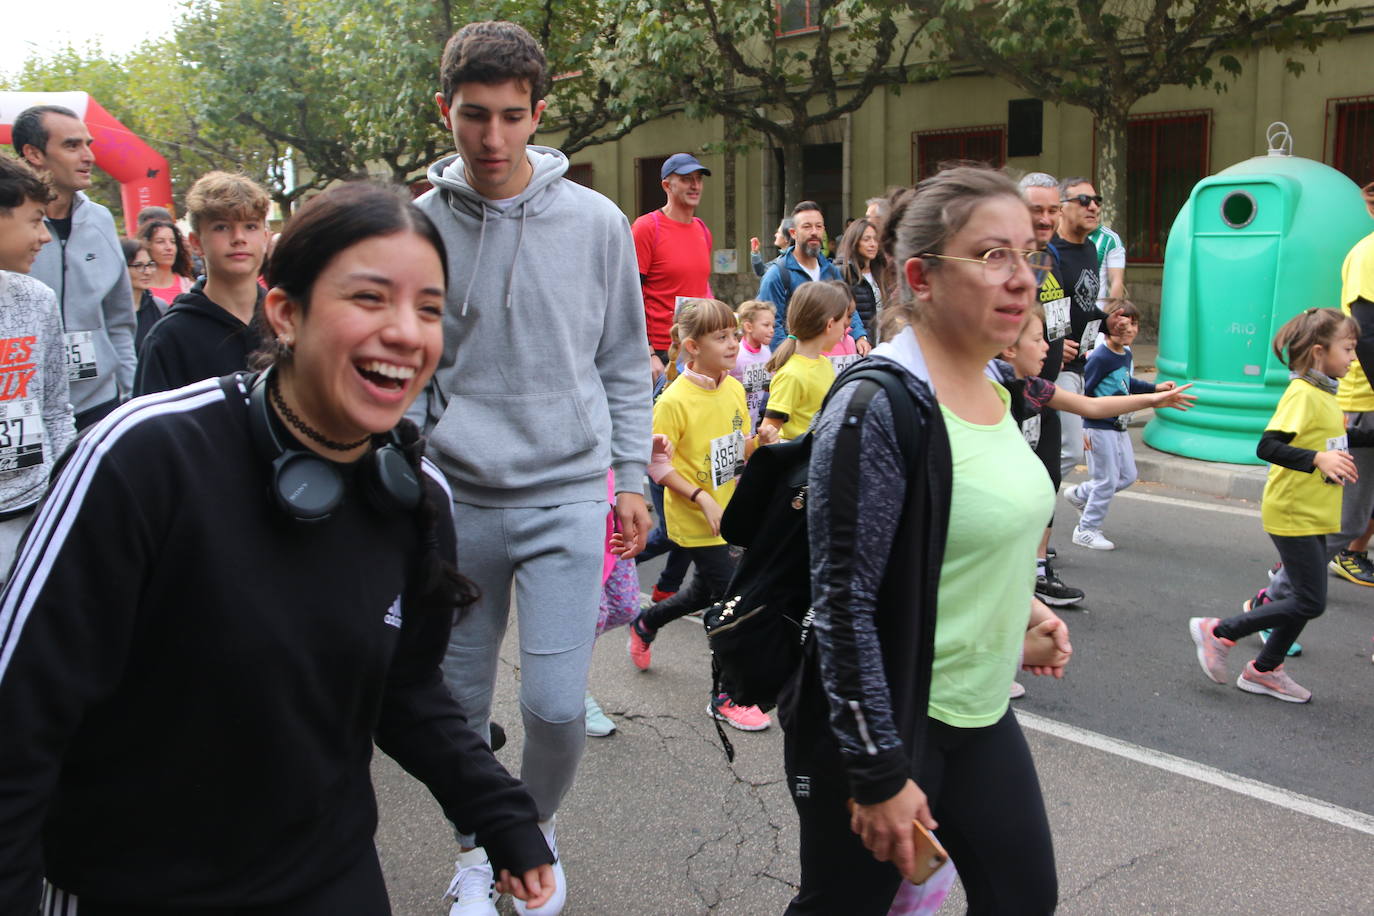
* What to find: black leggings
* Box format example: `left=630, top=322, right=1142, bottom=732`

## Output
left=782, top=671, right=1056, bottom=915
left=1215, top=533, right=1326, bottom=670
left=637, top=544, right=735, bottom=634
left=43, top=846, right=391, bottom=915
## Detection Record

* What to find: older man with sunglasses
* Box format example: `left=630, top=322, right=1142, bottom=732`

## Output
left=1049, top=178, right=1109, bottom=487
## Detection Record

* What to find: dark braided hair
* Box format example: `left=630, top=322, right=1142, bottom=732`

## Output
left=391, top=418, right=480, bottom=618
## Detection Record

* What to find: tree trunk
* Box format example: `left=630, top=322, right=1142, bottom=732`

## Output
left=781, top=135, right=806, bottom=220
left=723, top=144, right=736, bottom=251
left=1095, top=107, right=1128, bottom=232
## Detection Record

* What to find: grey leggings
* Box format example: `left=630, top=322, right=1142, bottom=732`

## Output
left=442, top=499, right=608, bottom=838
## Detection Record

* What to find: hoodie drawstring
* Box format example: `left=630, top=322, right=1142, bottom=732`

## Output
left=506, top=203, right=528, bottom=309
left=460, top=205, right=488, bottom=317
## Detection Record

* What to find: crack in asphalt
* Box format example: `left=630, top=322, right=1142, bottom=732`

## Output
left=1060, top=843, right=1178, bottom=903
left=614, top=711, right=795, bottom=912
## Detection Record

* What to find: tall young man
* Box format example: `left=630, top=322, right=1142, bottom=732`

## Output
left=1019, top=171, right=1085, bottom=608
left=758, top=200, right=869, bottom=352
left=1051, top=177, right=1106, bottom=480
left=413, top=21, right=651, bottom=916
left=12, top=106, right=135, bottom=430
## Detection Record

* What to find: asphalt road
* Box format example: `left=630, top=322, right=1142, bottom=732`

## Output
left=372, top=474, right=1374, bottom=914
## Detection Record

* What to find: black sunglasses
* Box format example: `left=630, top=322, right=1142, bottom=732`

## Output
left=1061, top=194, right=1102, bottom=207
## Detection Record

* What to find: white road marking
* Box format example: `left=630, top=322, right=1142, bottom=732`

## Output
left=1018, top=711, right=1374, bottom=837
left=1066, top=485, right=1262, bottom=519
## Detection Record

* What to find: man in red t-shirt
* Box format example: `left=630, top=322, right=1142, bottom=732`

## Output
left=632, top=152, right=713, bottom=381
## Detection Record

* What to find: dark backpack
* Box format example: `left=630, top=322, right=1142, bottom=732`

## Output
left=702, top=362, right=920, bottom=759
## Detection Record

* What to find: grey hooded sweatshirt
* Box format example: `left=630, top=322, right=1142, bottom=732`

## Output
left=414, top=146, right=650, bottom=507
left=29, top=192, right=136, bottom=417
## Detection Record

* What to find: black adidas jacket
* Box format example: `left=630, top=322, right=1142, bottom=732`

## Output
left=133, top=284, right=266, bottom=396
left=0, top=376, right=549, bottom=912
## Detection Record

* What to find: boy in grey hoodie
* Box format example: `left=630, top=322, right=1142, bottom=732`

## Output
left=413, top=21, right=651, bottom=916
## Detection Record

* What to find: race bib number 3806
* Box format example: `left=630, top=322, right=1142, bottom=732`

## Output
left=65, top=331, right=98, bottom=382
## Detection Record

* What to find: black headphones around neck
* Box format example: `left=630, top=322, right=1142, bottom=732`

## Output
left=241, top=369, right=422, bottom=523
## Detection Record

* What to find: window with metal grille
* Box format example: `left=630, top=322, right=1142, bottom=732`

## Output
left=1329, top=97, right=1374, bottom=185
left=776, top=0, right=818, bottom=34
left=912, top=126, right=1006, bottom=182
left=1123, top=111, right=1210, bottom=264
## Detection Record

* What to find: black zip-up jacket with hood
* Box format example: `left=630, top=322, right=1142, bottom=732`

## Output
left=0, top=375, right=550, bottom=911
left=133, top=282, right=266, bottom=396
left=790, top=328, right=952, bottom=805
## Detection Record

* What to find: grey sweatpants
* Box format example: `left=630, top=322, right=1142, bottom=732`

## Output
left=1077, top=427, right=1135, bottom=532
left=1269, top=410, right=1374, bottom=599
left=442, top=499, right=608, bottom=838
left=1059, top=370, right=1086, bottom=479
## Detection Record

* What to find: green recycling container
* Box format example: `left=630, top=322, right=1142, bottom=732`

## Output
left=1145, top=134, right=1373, bottom=465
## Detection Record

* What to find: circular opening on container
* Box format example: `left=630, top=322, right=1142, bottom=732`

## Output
left=1221, top=191, right=1257, bottom=229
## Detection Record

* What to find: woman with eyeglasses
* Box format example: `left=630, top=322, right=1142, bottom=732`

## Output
left=121, top=237, right=169, bottom=354
left=780, top=167, right=1070, bottom=915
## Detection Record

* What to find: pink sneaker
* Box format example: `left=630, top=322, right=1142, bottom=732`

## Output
left=708, top=697, right=771, bottom=731
left=627, top=622, right=652, bottom=671
left=1237, top=661, right=1311, bottom=703
left=1188, top=617, right=1233, bottom=684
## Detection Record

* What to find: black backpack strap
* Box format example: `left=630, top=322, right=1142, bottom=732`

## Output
left=823, top=364, right=921, bottom=473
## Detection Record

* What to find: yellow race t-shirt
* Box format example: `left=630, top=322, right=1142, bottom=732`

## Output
left=768, top=353, right=835, bottom=440
left=1336, top=231, right=1374, bottom=412
left=653, top=374, right=751, bottom=547
left=1261, top=377, right=1345, bottom=537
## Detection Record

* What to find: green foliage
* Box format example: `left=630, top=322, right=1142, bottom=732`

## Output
left=3, top=37, right=277, bottom=221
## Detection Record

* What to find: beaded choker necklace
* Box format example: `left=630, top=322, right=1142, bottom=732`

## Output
left=269, top=374, right=371, bottom=451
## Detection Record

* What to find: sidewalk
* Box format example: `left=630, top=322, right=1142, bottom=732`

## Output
left=1108, top=342, right=1270, bottom=503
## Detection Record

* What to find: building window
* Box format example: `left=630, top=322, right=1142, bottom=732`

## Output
left=912, top=126, right=1006, bottom=182
left=636, top=156, right=670, bottom=216
left=1123, top=110, right=1210, bottom=264
left=1328, top=96, right=1374, bottom=185
left=776, top=0, right=819, bottom=35
left=567, top=163, right=594, bottom=189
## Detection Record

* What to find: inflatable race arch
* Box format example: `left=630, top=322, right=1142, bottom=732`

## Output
left=0, top=91, right=173, bottom=236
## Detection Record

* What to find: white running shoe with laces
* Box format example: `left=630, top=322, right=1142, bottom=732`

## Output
left=1071, top=526, right=1115, bottom=550
left=446, top=847, right=498, bottom=916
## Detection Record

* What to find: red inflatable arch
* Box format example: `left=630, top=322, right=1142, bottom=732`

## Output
left=0, top=90, right=174, bottom=237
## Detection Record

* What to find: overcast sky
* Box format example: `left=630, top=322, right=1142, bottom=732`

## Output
left=4, top=0, right=185, bottom=78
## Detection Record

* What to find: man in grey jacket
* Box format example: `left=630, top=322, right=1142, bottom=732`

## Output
left=413, top=21, right=651, bottom=916
left=14, top=105, right=136, bottom=430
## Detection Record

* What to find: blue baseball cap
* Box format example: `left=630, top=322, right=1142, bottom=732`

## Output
left=661, top=153, right=711, bottom=180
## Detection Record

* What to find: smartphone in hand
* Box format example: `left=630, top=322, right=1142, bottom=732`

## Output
left=904, top=818, right=950, bottom=886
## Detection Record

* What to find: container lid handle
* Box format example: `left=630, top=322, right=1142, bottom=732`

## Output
left=1266, top=122, right=1293, bottom=157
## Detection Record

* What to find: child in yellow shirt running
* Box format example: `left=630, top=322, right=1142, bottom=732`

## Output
left=628, top=298, right=779, bottom=731
left=1190, top=308, right=1371, bottom=703
left=761, top=282, right=850, bottom=441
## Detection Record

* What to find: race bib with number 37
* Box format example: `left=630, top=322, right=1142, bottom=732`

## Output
left=0, top=398, right=44, bottom=472
left=64, top=331, right=98, bottom=382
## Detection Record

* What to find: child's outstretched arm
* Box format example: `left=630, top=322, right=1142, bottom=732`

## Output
left=1048, top=382, right=1196, bottom=419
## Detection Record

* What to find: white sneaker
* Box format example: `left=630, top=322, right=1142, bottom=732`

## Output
left=513, top=818, right=566, bottom=915
left=446, top=847, right=498, bottom=916
left=1072, top=526, right=1115, bottom=550
left=1062, top=485, right=1087, bottom=513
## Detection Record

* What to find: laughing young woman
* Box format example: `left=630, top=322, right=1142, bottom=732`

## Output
left=782, top=167, right=1072, bottom=915
left=0, top=183, right=554, bottom=915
